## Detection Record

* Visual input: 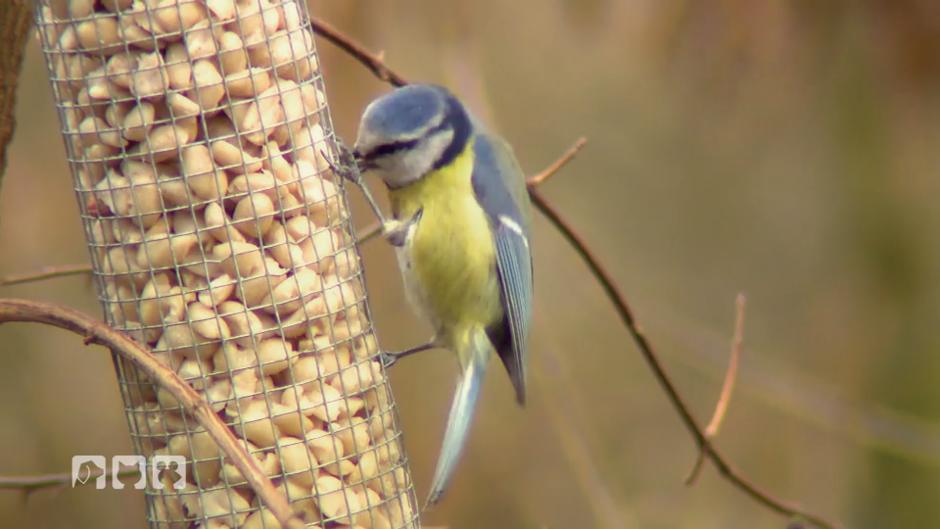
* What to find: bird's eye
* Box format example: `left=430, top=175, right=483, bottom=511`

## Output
left=365, top=139, right=420, bottom=160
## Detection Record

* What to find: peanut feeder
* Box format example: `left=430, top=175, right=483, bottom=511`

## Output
left=35, top=1, right=420, bottom=527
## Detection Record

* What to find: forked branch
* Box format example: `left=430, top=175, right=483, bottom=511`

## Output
left=685, top=293, right=746, bottom=484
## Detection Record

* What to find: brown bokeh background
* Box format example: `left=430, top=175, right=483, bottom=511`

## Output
left=2, top=1, right=940, bottom=528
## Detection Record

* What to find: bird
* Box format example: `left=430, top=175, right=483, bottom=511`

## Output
left=349, top=84, right=533, bottom=506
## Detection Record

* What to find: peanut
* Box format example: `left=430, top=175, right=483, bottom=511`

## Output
left=130, top=52, right=169, bottom=98
left=276, top=436, right=317, bottom=487
left=314, top=473, right=360, bottom=525
left=182, top=144, right=229, bottom=200
left=191, top=59, right=226, bottom=112
left=151, top=0, right=207, bottom=34
left=242, top=508, right=282, bottom=529
left=123, top=102, right=156, bottom=142
left=218, top=31, right=249, bottom=74
left=233, top=192, right=276, bottom=237
left=256, top=338, right=296, bottom=375
left=75, top=14, right=122, bottom=55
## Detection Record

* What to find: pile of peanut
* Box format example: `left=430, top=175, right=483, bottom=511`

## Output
left=37, top=1, right=416, bottom=528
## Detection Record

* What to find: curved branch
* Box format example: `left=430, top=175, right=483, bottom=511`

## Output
left=0, top=299, right=305, bottom=529
left=527, top=167, right=839, bottom=529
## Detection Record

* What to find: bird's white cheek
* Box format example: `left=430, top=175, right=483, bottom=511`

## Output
left=373, top=160, right=415, bottom=189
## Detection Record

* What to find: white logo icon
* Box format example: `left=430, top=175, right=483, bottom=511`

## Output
left=71, top=455, right=186, bottom=490
left=71, top=455, right=106, bottom=489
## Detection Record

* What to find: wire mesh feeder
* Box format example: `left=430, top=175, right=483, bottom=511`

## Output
left=34, top=1, right=420, bottom=527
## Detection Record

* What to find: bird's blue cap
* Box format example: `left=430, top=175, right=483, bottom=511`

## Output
left=360, top=84, right=452, bottom=141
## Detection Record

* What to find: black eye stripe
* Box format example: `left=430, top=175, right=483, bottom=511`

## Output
left=365, top=139, right=420, bottom=160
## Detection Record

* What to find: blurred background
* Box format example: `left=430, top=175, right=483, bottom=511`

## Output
left=2, top=1, right=940, bottom=528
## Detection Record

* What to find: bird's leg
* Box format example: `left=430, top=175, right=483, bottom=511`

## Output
left=325, top=141, right=420, bottom=247
left=381, top=338, right=439, bottom=368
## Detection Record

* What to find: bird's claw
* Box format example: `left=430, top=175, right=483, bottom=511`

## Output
left=324, top=139, right=389, bottom=226
left=380, top=351, right=402, bottom=369
left=383, top=208, right=423, bottom=247
left=323, top=140, right=363, bottom=186
left=379, top=339, right=437, bottom=368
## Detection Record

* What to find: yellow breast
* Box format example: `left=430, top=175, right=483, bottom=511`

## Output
left=388, top=141, right=502, bottom=345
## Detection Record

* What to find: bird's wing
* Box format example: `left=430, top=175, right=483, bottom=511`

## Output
left=471, top=130, right=533, bottom=405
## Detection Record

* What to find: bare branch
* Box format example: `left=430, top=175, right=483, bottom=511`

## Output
left=0, top=264, right=93, bottom=287
left=310, top=16, right=408, bottom=87
left=686, top=293, right=746, bottom=485
left=0, top=468, right=140, bottom=493
left=707, top=293, right=747, bottom=438
left=0, top=299, right=305, bottom=529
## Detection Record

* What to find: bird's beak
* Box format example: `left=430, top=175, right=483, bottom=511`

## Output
left=353, top=149, right=376, bottom=172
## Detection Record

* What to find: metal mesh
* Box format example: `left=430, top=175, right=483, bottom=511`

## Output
left=34, top=1, right=420, bottom=527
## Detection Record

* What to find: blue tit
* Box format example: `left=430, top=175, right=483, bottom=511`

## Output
left=351, top=84, right=533, bottom=506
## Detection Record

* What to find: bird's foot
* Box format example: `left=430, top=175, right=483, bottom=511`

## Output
left=322, top=140, right=363, bottom=186
left=382, top=208, right=423, bottom=247
left=379, top=351, right=403, bottom=368
left=380, top=340, right=438, bottom=368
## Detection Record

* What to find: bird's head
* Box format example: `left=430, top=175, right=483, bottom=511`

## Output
left=353, top=84, right=472, bottom=189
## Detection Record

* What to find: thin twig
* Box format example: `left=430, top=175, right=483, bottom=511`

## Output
left=526, top=137, right=588, bottom=186
left=301, top=25, right=842, bottom=526
left=310, top=16, right=408, bottom=87
left=0, top=264, right=93, bottom=287
left=706, top=293, right=747, bottom=437
left=0, top=299, right=305, bottom=529
left=686, top=293, right=747, bottom=485
left=0, top=468, right=140, bottom=492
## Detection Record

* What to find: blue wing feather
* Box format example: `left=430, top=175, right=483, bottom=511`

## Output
left=471, top=129, right=533, bottom=404
left=494, top=228, right=532, bottom=403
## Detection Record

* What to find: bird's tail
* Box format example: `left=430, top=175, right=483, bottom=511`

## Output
left=425, top=328, right=490, bottom=507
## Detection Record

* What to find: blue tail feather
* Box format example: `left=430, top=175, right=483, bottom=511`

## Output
left=425, top=332, right=490, bottom=507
